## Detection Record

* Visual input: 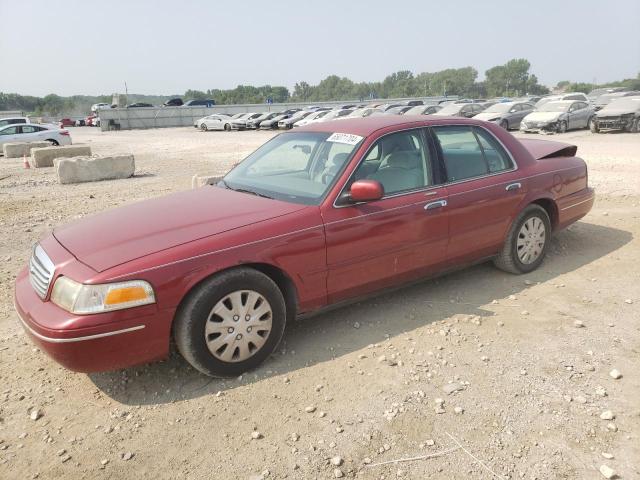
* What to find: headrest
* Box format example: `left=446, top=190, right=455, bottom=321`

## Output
left=387, top=151, right=420, bottom=170
left=331, top=152, right=350, bottom=165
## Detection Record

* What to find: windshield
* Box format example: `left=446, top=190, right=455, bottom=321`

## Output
left=538, top=102, right=570, bottom=112
left=484, top=103, right=513, bottom=113
left=223, top=132, right=363, bottom=205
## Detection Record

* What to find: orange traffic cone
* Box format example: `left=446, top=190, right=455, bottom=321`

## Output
left=23, top=154, right=30, bottom=169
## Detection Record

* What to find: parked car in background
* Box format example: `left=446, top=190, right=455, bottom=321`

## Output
left=85, top=114, right=99, bottom=127
left=338, top=107, right=385, bottom=119
left=91, top=103, right=110, bottom=112
left=473, top=101, right=535, bottom=130
left=307, top=109, right=354, bottom=124
left=591, top=96, right=640, bottom=133
left=294, top=110, right=331, bottom=127
left=59, top=118, right=75, bottom=128
left=587, top=87, right=628, bottom=103
left=13, top=115, right=595, bottom=376
left=0, top=117, right=29, bottom=128
left=127, top=103, right=154, bottom=108
left=231, top=113, right=263, bottom=130
left=520, top=100, right=595, bottom=133
left=593, top=91, right=640, bottom=111
left=195, top=114, right=232, bottom=131
left=0, top=123, right=72, bottom=147
left=403, top=105, right=442, bottom=116
left=432, top=102, right=485, bottom=118
left=518, top=96, right=543, bottom=104
left=246, top=112, right=280, bottom=129
left=183, top=99, right=216, bottom=107
left=163, top=98, right=184, bottom=107
left=260, top=114, right=289, bottom=130
left=535, top=93, right=588, bottom=109
left=384, top=106, right=414, bottom=115
left=278, top=111, right=312, bottom=129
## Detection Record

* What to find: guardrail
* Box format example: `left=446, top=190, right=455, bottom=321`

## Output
left=97, top=96, right=456, bottom=131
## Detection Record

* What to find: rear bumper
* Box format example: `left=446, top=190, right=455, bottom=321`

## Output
left=14, top=267, right=174, bottom=372
left=557, top=187, right=595, bottom=229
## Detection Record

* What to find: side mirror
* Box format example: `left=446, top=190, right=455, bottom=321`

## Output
left=349, top=179, right=384, bottom=202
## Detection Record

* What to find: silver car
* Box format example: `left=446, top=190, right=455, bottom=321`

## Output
left=592, top=96, right=640, bottom=133
left=520, top=100, right=595, bottom=133
left=473, top=101, right=534, bottom=130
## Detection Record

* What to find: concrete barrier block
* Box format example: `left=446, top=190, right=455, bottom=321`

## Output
left=27, top=141, right=52, bottom=154
left=31, top=144, right=92, bottom=168
left=191, top=174, right=223, bottom=189
left=3, top=143, right=29, bottom=158
left=56, top=155, right=135, bottom=184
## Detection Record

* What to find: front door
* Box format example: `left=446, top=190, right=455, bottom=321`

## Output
left=321, top=128, right=449, bottom=303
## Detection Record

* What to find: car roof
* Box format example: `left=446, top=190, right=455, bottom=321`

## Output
left=295, top=115, right=485, bottom=136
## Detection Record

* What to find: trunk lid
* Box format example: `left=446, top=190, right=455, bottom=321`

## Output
left=518, top=138, right=577, bottom=160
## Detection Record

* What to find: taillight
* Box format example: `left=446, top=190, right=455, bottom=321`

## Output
left=60, top=130, right=70, bottom=136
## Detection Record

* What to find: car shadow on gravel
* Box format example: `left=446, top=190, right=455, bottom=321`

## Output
left=89, top=221, right=632, bottom=405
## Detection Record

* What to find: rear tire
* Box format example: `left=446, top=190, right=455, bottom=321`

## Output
left=499, top=119, right=509, bottom=130
left=46, top=139, right=59, bottom=146
left=493, top=204, right=551, bottom=275
left=224, top=123, right=231, bottom=131
left=173, top=268, right=287, bottom=377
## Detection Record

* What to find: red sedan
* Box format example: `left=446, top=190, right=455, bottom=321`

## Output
left=14, top=116, right=594, bottom=377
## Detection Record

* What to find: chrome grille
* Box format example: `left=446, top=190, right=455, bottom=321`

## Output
left=29, top=245, right=54, bottom=299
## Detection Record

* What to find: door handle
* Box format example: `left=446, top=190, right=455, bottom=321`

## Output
left=505, top=182, right=521, bottom=192
left=424, top=200, right=447, bottom=210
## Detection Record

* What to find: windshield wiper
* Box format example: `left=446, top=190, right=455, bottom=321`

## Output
left=228, top=186, right=273, bottom=199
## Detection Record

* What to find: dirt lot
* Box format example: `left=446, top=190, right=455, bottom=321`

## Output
left=0, top=126, right=638, bottom=480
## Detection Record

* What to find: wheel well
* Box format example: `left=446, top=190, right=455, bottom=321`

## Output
left=46, top=139, right=59, bottom=145
left=245, top=263, right=298, bottom=323
left=531, top=198, right=558, bottom=229
left=173, top=263, right=298, bottom=331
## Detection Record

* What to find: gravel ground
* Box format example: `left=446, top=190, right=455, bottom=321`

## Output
left=0, top=126, right=638, bottom=480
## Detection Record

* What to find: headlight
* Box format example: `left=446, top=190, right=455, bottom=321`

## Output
left=51, top=277, right=155, bottom=314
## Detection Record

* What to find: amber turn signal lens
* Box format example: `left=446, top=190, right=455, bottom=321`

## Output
left=104, top=286, right=150, bottom=305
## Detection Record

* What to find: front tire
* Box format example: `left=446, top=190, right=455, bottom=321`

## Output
left=200, top=123, right=208, bottom=131
left=46, top=139, right=59, bottom=146
left=174, top=268, right=287, bottom=377
left=224, top=123, right=231, bottom=131
left=589, top=117, right=599, bottom=133
left=499, top=119, right=509, bottom=130
left=493, top=205, right=551, bottom=274
left=557, top=120, right=567, bottom=134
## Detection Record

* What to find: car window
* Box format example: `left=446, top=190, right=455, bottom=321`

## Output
left=433, top=126, right=511, bottom=182
left=511, top=104, right=522, bottom=112
left=20, top=125, right=38, bottom=133
left=352, top=130, right=432, bottom=195
left=473, top=128, right=513, bottom=173
left=0, top=126, right=19, bottom=135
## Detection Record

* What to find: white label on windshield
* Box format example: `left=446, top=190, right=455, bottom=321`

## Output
left=327, top=132, right=363, bottom=145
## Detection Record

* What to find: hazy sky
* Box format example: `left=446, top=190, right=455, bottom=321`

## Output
left=1, top=0, right=638, bottom=96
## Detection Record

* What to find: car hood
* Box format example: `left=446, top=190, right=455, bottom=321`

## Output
left=53, top=186, right=306, bottom=272
left=523, top=111, right=563, bottom=123
left=473, top=112, right=504, bottom=121
left=597, top=107, right=639, bottom=117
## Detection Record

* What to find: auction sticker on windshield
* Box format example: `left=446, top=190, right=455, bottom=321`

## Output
left=327, top=133, right=364, bottom=145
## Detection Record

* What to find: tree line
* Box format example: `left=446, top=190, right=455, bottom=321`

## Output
left=2, top=59, right=638, bottom=116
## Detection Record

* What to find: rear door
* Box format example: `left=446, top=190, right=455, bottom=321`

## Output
left=430, top=125, right=525, bottom=264
left=322, top=128, right=449, bottom=303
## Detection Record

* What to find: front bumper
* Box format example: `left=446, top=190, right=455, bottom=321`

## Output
left=14, top=267, right=174, bottom=372
left=595, top=117, right=634, bottom=132
left=520, top=122, right=557, bottom=133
